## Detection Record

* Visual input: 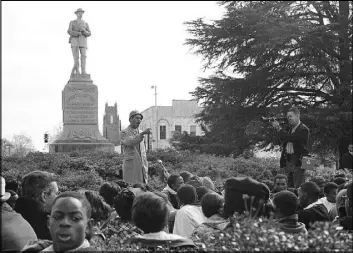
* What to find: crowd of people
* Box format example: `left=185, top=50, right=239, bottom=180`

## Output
left=1, top=167, right=352, bottom=252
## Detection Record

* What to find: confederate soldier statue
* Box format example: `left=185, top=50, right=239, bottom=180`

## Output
left=68, top=8, right=91, bottom=75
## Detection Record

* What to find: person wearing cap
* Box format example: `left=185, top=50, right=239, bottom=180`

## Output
left=120, top=110, right=151, bottom=184
left=1, top=176, right=38, bottom=252
left=68, top=8, right=91, bottom=75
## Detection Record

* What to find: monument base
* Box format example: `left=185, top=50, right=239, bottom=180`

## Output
left=49, top=142, right=114, bottom=153
left=49, top=125, right=115, bottom=153
left=49, top=73, right=115, bottom=153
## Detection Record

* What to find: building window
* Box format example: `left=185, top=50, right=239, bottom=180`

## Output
left=175, top=125, right=182, bottom=132
left=160, top=125, right=166, bottom=140
left=190, top=125, right=196, bottom=137
left=110, top=115, right=113, bottom=124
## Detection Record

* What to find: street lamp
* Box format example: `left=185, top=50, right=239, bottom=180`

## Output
left=151, top=86, right=158, bottom=149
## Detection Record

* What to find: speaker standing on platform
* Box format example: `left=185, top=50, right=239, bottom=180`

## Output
left=271, top=107, right=310, bottom=188
left=120, top=110, right=151, bottom=185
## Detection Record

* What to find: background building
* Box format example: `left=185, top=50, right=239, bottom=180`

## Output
left=103, top=102, right=121, bottom=146
left=140, top=100, right=204, bottom=149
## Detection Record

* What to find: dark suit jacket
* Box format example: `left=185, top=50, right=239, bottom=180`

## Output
left=297, top=203, right=330, bottom=229
left=341, top=152, right=352, bottom=170
left=14, top=197, right=51, bottom=240
left=278, top=122, right=310, bottom=168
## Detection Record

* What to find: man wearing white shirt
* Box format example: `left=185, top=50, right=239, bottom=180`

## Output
left=318, top=182, right=338, bottom=220
left=173, top=185, right=206, bottom=238
left=297, top=182, right=330, bottom=229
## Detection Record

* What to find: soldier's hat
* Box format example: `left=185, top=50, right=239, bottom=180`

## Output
left=74, top=8, right=85, bottom=14
left=129, top=110, right=143, bottom=122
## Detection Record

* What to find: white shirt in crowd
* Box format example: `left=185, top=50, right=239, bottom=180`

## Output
left=135, top=231, right=185, bottom=241
left=317, top=197, right=336, bottom=213
left=173, top=205, right=206, bottom=239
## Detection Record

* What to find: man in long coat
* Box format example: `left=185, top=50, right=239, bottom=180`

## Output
left=120, top=110, right=151, bottom=184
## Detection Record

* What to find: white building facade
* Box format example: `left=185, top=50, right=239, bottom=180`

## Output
left=140, top=100, right=204, bottom=149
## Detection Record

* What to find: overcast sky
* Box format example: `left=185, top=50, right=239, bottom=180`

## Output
left=2, top=1, right=225, bottom=151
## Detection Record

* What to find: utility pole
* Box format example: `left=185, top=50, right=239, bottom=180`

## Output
left=151, top=86, right=158, bottom=150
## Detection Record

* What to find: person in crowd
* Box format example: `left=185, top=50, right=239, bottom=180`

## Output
left=132, top=183, right=154, bottom=192
left=334, top=173, right=346, bottom=179
left=173, top=185, right=206, bottom=238
left=191, top=192, right=229, bottom=240
left=179, top=171, right=193, bottom=184
left=130, top=192, right=195, bottom=249
left=330, top=187, right=348, bottom=220
left=333, top=177, right=346, bottom=188
left=196, top=186, right=210, bottom=204
left=187, top=177, right=204, bottom=189
left=273, top=174, right=288, bottom=193
left=71, top=189, right=107, bottom=245
left=21, top=191, right=98, bottom=252
left=272, top=191, right=307, bottom=234
left=337, top=181, right=348, bottom=193
left=6, top=189, right=19, bottom=209
left=99, top=182, right=121, bottom=207
left=77, top=190, right=111, bottom=225
left=162, top=174, right=184, bottom=209
left=262, top=179, right=274, bottom=192
left=1, top=176, right=38, bottom=252
left=333, top=181, right=352, bottom=230
left=5, top=177, right=20, bottom=194
left=297, top=182, right=330, bottom=229
left=14, top=171, right=59, bottom=240
left=120, top=110, right=151, bottom=184
left=310, top=177, right=326, bottom=198
left=129, top=185, right=147, bottom=197
left=116, top=179, right=129, bottom=189
left=270, top=174, right=297, bottom=198
left=340, top=143, right=352, bottom=171
left=317, top=182, right=338, bottom=219
left=271, top=106, right=310, bottom=188
left=101, top=188, right=143, bottom=243
left=223, top=177, right=272, bottom=219
left=153, top=191, right=177, bottom=233
left=200, top=177, right=216, bottom=192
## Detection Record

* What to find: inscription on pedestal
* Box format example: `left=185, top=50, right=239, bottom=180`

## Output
left=63, top=84, right=98, bottom=124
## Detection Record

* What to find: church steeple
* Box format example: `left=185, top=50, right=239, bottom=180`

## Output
left=103, top=102, right=120, bottom=146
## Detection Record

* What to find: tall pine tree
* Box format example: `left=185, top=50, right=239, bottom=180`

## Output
left=185, top=1, right=352, bottom=158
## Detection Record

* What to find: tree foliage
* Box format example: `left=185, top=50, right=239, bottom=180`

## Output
left=185, top=1, right=352, bottom=155
left=11, top=134, right=35, bottom=158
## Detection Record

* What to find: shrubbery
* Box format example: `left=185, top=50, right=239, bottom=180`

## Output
left=1, top=149, right=352, bottom=251
left=1, top=149, right=281, bottom=192
left=100, top=216, right=352, bottom=252
left=2, top=148, right=349, bottom=192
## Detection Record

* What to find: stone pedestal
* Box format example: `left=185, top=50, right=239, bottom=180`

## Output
left=49, top=74, right=114, bottom=153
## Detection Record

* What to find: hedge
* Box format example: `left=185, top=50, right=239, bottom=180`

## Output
left=1, top=149, right=352, bottom=252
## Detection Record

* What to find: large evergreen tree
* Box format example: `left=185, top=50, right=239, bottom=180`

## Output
left=185, top=1, right=352, bottom=157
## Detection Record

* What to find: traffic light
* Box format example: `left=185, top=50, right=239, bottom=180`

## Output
left=44, top=133, right=49, bottom=143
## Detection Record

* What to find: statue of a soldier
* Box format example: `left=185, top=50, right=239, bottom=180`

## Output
left=68, top=8, right=91, bottom=75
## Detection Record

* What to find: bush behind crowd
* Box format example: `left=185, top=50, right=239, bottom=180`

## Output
left=1, top=149, right=352, bottom=252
